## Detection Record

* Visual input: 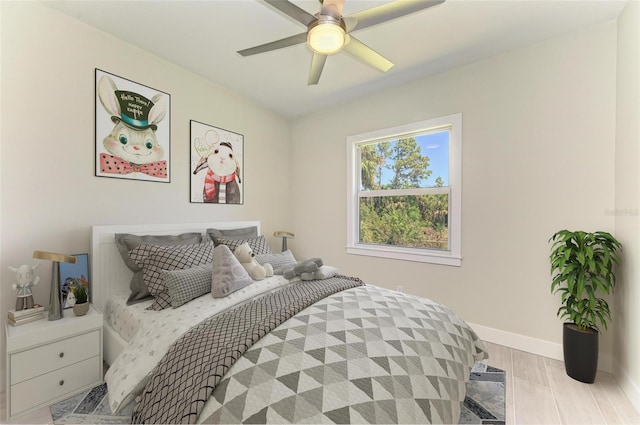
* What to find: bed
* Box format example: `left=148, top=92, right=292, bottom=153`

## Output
left=91, top=221, right=487, bottom=424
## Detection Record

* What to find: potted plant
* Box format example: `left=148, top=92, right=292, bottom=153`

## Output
left=71, top=283, right=89, bottom=316
left=549, top=230, right=621, bottom=383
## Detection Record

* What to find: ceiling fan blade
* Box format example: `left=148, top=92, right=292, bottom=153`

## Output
left=237, top=32, right=307, bottom=56
left=321, top=0, right=345, bottom=18
left=345, top=0, right=445, bottom=32
left=263, top=0, right=317, bottom=26
left=343, top=35, right=394, bottom=72
left=308, top=53, right=328, bottom=85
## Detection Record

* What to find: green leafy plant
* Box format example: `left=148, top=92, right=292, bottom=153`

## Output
left=72, top=283, right=88, bottom=304
left=549, top=230, right=622, bottom=331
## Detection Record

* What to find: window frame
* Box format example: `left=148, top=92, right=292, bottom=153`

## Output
left=346, top=113, right=462, bottom=266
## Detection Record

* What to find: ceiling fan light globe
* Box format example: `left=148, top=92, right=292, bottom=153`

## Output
left=308, top=22, right=346, bottom=55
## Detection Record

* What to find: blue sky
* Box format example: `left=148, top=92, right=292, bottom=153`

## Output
left=379, top=130, right=449, bottom=187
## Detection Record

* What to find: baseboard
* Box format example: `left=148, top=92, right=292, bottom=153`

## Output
left=612, top=358, right=640, bottom=414
left=469, top=322, right=613, bottom=373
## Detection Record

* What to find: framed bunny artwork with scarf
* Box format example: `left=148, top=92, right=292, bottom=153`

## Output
left=95, top=69, right=171, bottom=183
left=190, top=120, right=244, bottom=204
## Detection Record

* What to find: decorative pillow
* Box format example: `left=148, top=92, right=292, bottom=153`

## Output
left=206, top=227, right=258, bottom=245
left=129, top=241, right=215, bottom=310
left=211, top=245, right=253, bottom=298
left=213, top=235, right=272, bottom=256
left=255, top=249, right=296, bottom=274
left=162, top=264, right=213, bottom=308
left=115, top=232, right=202, bottom=304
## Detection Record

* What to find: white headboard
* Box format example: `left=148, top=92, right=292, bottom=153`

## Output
left=90, top=221, right=261, bottom=313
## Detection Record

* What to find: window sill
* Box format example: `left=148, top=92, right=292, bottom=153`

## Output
left=346, top=245, right=462, bottom=266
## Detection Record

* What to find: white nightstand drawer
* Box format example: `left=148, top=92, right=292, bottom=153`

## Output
left=5, top=305, right=103, bottom=421
left=10, top=356, right=101, bottom=416
left=10, top=330, right=100, bottom=384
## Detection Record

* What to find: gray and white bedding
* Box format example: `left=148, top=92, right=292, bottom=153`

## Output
left=106, top=277, right=486, bottom=424
left=105, top=275, right=296, bottom=412
left=132, top=276, right=366, bottom=424
left=104, top=228, right=487, bottom=424
left=104, top=291, right=153, bottom=343
left=197, top=281, right=487, bottom=424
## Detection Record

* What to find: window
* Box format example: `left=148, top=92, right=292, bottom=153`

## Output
left=346, top=113, right=461, bottom=266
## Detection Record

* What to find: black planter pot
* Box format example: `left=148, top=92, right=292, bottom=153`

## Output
left=563, top=323, right=598, bottom=383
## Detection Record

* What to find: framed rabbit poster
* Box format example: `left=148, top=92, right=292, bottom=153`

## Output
left=190, top=120, right=244, bottom=204
left=95, top=69, right=171, bottom=183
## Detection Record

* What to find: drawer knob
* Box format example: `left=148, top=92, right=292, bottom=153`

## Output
left=59, top=352, right=64, bottom=358
left=59, top=380, right=64, bottom=386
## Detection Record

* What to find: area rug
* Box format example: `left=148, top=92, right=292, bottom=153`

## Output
left=460, top=363, right=506, bottom=424
left=51, top=363, right=505, bottom=424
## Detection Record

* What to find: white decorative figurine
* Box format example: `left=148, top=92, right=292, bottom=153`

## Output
left=65, top=290, right=76, bottom=308
left=9, top=263, right=40, bottom=310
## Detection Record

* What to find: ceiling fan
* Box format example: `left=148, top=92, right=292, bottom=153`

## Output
left=238, top=0, right=445, bottom=85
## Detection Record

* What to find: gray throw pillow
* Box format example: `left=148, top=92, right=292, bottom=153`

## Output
left=213, top=235, right=272, bottom=256
left=129, top=241, right=215, bottom=310
left=211, top=245, right=253, bottom=298
left=162, top=264, right=213, bottom=308
left=115, top=232, right=202, bottom=304
left=255, top=250, right=297, bottom=274
left=206, top=227, right=258, bottom=245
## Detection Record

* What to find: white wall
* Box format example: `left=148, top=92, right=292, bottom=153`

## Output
left=291, top=22, right=618, bottom=363
left=0, top=2, right=292, bottom=368
left=614, top=0, right=640, bottom=410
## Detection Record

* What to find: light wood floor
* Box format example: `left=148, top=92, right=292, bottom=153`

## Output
left=1, top=341, right=638, bottom=424
left=483, top=341, right=640, bottom=425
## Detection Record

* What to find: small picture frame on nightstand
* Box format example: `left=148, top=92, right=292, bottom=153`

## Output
left=59, top=254, right=90, bottom=309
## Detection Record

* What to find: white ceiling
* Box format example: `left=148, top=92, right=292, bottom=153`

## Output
left=44, top=0, right=626, bottom=119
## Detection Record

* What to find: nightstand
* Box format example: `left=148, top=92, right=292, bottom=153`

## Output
left=5, top=305, right=103, bottom=420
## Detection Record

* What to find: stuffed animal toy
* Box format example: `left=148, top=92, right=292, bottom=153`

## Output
left=281, top=258, right=324, bottom=280
left=233, top=243, right=273, bottom=281
left=299, top=265, right=339, bottom=281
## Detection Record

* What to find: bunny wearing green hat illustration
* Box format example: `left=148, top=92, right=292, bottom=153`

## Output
left=97, top=75, right=167, bottom=178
